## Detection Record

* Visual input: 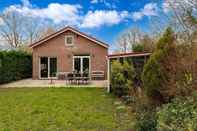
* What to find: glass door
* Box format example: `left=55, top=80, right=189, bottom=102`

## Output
left=49, top=58, right=57, bottom=77
left=40, top=57, right=48, bottom=78
left=40, top=57, right=57, bottom=78
left=82, top=57, right=89, bottom=74
left=73, top=56, right=90, bottom=74
left=74, top=57, right=81, bottom=73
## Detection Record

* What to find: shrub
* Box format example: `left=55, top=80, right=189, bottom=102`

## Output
left=157, top=92, right=197, bottom=131
left=142, top=27, right=176, bottom=103
left=0, top=50, right=32, bottom=84
left=133, top=96, right=157, bottom=131
left=111, top=61, right=135, bottom=97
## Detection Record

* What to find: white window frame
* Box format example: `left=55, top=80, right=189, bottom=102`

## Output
left=65, top=35, right=74, bottom=46
left=39, top=57, right=58, bottom=79
left=73, top=56, right=91, bottom=79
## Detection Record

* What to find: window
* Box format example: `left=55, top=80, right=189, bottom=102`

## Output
left=65, top=35, right=74, bottom=45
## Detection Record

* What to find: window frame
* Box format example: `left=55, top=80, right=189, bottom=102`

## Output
left=39, top=57, right=58, bottom=79
left=65, top=35, right=74, bottom=46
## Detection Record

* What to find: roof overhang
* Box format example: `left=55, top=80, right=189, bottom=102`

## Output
left=108, top=52, right=151, bottom=59
left=29, top=26, right=109, bottom=48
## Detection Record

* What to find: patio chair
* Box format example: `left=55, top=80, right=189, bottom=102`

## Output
left=81, top=71, right=89, bottom=84
left=67, top=72, right=74, bottom=84
left=82, top=70, right=89, bottom=84
left=74, top=72, right=82, bottom=84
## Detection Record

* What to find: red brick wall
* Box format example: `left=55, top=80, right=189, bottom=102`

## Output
left=32, top=30, right=108, bottom=79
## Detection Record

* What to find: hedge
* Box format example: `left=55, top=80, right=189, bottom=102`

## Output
left=0, top=51, right=32, bottom=84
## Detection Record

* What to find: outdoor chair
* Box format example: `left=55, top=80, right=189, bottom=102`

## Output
left=67, top=73, right=74, bottom=84
left=74, top=72, right=82, bottom=84
left=81, top=73, right=89, bottom=84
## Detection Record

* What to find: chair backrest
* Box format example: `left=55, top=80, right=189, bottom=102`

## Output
left=67, top=73, right=74, bottom=77
left=92, top=71, right=104, bottom=78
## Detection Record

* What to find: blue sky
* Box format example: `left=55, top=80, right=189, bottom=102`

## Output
left=0, top=0, right=167, bottom=50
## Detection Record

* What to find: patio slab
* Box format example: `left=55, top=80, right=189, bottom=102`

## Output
left=0, top=79, right=108, bottom=88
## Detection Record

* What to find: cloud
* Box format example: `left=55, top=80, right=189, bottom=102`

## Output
left=90, top=0, right=98, bottom=4
left=3, top=0, right=128, bottom=29
left=132, top=3, right=158, bottom=21
left=0, top=18, right=4, bottom=25
left=81, top=10, right=128, bottom=28
left=5, top=2, right=82, bottom=25
left=90, top=0, right=116, bottom=9
left=21, top=0, right=31, bottom=7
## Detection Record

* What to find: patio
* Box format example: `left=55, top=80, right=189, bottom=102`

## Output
left=0, top=79, right=108, bottom=88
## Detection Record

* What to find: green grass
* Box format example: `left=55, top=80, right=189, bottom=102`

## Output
left=0, top=88, right=134, bottom=130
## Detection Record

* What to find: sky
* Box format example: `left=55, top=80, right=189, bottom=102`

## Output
left=0, top=0, right=170, bottom=51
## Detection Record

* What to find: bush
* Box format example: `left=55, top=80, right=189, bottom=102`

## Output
left=133, top=96, right=157, bottom=131
left=0, top=50, right=32, bottom=84
left=111, top=61, right=135, bottom=97
left=157, top=92, right=197, bottom=131
left=142, top=27, right=176, bottom=103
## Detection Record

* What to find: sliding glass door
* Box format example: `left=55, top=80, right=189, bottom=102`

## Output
left=40, top=57, right=57, bottom=78
left=73, top=56, right=90, bottom=74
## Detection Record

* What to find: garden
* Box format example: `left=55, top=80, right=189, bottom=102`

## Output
left=110, top=27, right=197, bottom=131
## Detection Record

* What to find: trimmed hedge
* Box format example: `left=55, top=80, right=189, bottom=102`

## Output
left=0, top=51, right=32, bottom=84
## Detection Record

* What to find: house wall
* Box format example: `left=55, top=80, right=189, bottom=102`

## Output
left=32, top=30, right=108, bottom=79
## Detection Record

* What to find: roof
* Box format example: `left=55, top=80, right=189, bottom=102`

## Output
left=29, top=26, right=109, bottom=48
left=108, top=52, right=151, bottom=59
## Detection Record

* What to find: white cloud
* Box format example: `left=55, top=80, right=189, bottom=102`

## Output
left=3, top=0, right=128, bottom=29
left=90, top=0, right=116, bottom=9
left=90, top=0, right=98, bottom=4
left=132, top=12, right=143, bottom=21
left=81, top=10, right=128, bottom=28
left=5, top=2, right=82, bottom=25
left=132, top=3, right=158, bottom=21
left=21, top=0, right=31, bottom=7
left=0, top=18, right=4, bottom=25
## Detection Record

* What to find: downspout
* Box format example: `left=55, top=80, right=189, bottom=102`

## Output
left=107, top=56, right=110, bottom=93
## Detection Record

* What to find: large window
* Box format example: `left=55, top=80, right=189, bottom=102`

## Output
left=40, top=57, right=57, bottom=78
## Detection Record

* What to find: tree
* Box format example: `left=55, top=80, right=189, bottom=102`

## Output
left=132, top=44, right=144, bottom=52
left=39, top=26, right=56, bottom=39
left=24, top=17, right=43, bottom=45
left=0, top=11, right=25, bottom=48
left=142, top=27, right=176, bottom=103
left=0, top=9, right=56, bottom=49
left=150, top=0, right=197, bottom=44
left=116, top=27, right=144, bottom=53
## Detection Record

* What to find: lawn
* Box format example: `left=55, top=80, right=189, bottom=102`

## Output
left=0, top=88, right=134, bottom=130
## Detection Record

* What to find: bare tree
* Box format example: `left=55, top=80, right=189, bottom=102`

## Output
left=0, top=11, right=25, bottom=48
left=24, top=17, right=43, bottom=45
left=39, top=26, right=56, bottom=39
left=115, top=27, right=144, bottom=53
left=150, top=0, right=197, bottom=43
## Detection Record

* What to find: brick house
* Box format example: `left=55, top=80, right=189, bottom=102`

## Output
left=29, top=26, right=108, bottom=80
